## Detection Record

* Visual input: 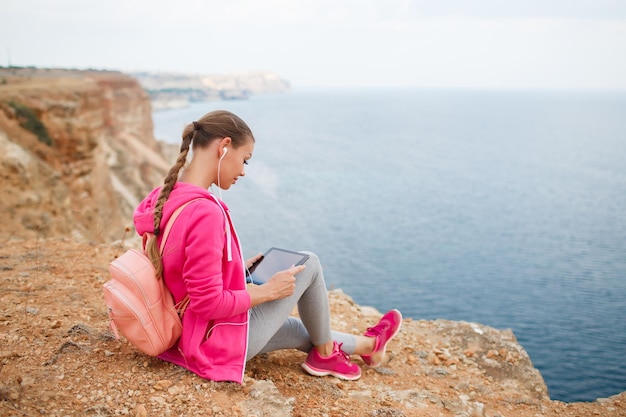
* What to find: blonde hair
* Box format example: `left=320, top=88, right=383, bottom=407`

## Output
left=147, top=110, right=254, bottom=277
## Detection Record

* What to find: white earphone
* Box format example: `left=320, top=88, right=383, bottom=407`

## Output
left=216, top=147, right=228, bottom=199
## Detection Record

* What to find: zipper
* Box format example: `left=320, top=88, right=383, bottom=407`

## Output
left=104, top=281, right=149, bottom=327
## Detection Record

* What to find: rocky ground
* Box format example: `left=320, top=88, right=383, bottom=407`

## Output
left=1, top=237, right=624, bottom=417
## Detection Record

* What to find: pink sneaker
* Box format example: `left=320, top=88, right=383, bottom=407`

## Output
left=360, top=309, right=403, bottom=367
left=301, top=341, right=361, bottom=381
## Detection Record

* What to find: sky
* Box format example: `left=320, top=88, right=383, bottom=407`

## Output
left=1, top=0, right=626, bottom=90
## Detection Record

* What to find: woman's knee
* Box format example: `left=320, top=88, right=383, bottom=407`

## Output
left=301, top=251, right=321, bottom=274
left=296, top=251, right=328, bottom=293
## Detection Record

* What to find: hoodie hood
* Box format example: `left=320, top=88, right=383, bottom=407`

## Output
left=134, top=182, right=219, bottom=237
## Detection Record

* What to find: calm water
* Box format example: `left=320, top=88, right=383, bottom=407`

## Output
left=152, top=89, right=626, bottom=402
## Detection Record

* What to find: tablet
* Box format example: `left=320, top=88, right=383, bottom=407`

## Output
left=246, top=247, right=310, bottom=285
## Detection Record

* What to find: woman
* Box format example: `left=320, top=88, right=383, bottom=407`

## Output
left=133, top=110, right=402, bottom=383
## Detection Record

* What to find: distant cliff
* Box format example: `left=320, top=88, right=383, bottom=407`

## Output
left=0, top=67, right=174, bottom=242
left=131, top=70, right=291, bottom=110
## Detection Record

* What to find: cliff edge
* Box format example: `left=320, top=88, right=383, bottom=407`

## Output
left=1, top=238, right=624, bottom=416
left=0, top=69, right=624, bottom=416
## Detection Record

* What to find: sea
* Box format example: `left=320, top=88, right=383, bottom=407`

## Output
left=152, top=88, right=626, bottom=403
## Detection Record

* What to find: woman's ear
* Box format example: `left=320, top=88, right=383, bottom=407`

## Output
left=218, top=137, right=232, bottom=160
left=219, top=137, right=232, bottom=149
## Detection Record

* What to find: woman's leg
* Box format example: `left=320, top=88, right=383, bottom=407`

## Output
left=246, top=252, right=357, bottom=360
left=249, top=317, right=357, bottom=359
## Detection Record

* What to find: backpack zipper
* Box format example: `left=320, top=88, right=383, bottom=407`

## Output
left=104, top=281, right=149, bottom=327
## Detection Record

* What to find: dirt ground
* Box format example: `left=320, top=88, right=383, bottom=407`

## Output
left=1, top=237, right=624, bottom=417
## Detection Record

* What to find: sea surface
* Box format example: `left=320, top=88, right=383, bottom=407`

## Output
left=152, top=89, right=626, bottom=403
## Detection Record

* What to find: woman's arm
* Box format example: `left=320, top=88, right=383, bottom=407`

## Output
left=182, top=203, right=252, bottom=319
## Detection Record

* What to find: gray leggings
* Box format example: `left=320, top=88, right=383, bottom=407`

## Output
left=246, top=252, right=357, bottom=360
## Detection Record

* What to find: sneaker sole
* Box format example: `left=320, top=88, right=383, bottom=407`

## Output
left=301, top=363, right=361, bottom=381
left=365, top=309, right=403, bottom=368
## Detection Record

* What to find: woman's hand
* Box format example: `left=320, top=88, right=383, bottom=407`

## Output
left=266, top=266, right=304, bottom=299
left=247, top=265, right=305, bottom=307
left=245, top=253, right=264, bottom=270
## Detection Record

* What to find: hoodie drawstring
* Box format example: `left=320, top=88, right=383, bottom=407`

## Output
left=208, top=194, right=234, bottom=262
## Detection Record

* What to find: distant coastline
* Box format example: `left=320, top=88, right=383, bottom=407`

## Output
left=129, top=70, right=291, bottom=111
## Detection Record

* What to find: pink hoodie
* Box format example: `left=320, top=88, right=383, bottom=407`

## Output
left=133, top=182, right=251, bottom=383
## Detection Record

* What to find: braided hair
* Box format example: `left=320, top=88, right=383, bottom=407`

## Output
left=146, top=110, right=254, bottom=277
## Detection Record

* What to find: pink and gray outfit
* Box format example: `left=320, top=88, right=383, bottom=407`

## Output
left=133, top=182, right=356, bottom=383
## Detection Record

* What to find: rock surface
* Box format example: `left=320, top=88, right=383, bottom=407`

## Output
left=0, top=67, right=174, bottom=242
left=1, top=238, right=625, bottom=416
left=0, top=68, right=624, bottom=416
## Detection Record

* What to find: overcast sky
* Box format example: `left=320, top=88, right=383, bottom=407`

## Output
left=2, top=0, right=626, bottom=90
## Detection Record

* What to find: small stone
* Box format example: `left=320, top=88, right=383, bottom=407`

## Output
left=374, top=367, right=395, bottom=375
left=469, top=402, right=486, bottom=417
left=427, top=352, right=441, bottom=365
left=19, top=376, right=35, bottom=387
left=486, top=350, right=499, bottom=359
left=168, top=385, right=184, bottom=395
left=135, top=404, right=147, bottom=417
left=150, top=395, right=166, bottom=404
left=445, top=358, right=459, bottom=366
left=153, top=379, right=173, bottom=390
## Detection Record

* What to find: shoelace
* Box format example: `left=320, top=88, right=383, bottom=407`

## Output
left=335, top=342, right=351, bottom=362
left=366, top=321, right=389, bottom=336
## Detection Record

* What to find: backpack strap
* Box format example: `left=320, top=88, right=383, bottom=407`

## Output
left=140, top=198, right=203, bottom=251
left=158, top=198, right=203, bottom=255
left=152, top=198, right=203, bottom=318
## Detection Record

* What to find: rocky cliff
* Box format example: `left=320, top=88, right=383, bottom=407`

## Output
left=0, top=68, right=624, bottom=416
left=0, top=67, right=174, bottom=242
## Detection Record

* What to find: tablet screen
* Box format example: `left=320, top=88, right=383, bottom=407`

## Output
left=247, top=247, right=310, bottom=284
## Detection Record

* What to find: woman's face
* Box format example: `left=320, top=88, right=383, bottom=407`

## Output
left=218, top=138, right=255, bottom=190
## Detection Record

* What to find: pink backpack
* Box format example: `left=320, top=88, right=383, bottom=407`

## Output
left=103, top=200, right=196, bottom=356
